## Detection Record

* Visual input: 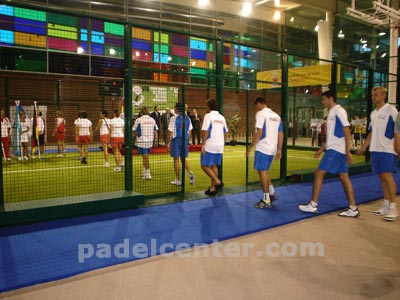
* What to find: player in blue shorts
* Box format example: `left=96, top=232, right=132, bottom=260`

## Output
left=201, top=99, right=228, bottom=196
left=167, top=102, right=195, bottom=186
left=298, top=90, right=359, bottom=217
left=247, top=97, right=283, bottom=208
left=132, top=106, right=158, bottom=180
left=357, top=86, right=398, bottom=221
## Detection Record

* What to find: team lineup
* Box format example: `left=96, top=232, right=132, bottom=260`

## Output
left=1, top=88, right=399, bottom=220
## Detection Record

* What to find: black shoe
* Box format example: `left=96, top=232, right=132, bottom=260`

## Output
left=215, top=182, right=224, bottom=192
left=81, top=158, right=87, bottom=164
left=205, top=187, right=217, bottom=196
left=270, top=193, right=279, bottom=201
left=254, top=199, right=272, bottom=209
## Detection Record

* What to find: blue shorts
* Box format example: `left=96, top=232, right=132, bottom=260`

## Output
left=137, top=147, right=151, bottom=155
left=201, top=152, right=222, bottom=166
left=319, top=149, right=348, bottom=174
left=170, top=139, right=188, bottom=159
left=254, top=151, right=274, bottom=171
left=371, top=152, right=398, bottom=174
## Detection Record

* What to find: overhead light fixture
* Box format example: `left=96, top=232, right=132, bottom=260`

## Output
left=360, top=38, right=367, bottom=44
left=381, top=52, right=387, bottom=57
left=378, top=31, right=386, bottom=36
left=77, top=47, right=84, bottom=54
left=109, top=48, right=116, bottom=55
left=135, top=51, right=140, bottom=57
left=314, top=25, right=319, bottom=32
left=274, top=0, right=280, bottom=7
left=362, top=43, right=368, bottom=48
left=198, top=0, right=209, bottom=7
left=290, top=17, right=294, bottom=22
left=241, top=2, right=252, bottom=16
left=376, top=45, right=380, bottom=49
left=338, top=30, right=345, bottom=39
left=273, top=11, right=281, bottom=20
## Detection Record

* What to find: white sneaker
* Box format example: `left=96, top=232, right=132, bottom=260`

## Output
left=31, top=155, right=36, bottom=159
left=338, top=208, right=360, bottom=218
left=104, top=162, right=110, bottom=167
left=189, top=171, right=195, bottom=184
left=142, top=175, right=152, bottom=180
left=120, top=162, right=125, bottom=166
left=298, top=202, right=318, bottom=213
left=170, top=179, right=182, bottom=186
left=23, top=156, right=29, bottom=160
left=18, top=156, right=23, bottom=161
left=384, top=206, right=398, bottom=221
left=6, top=158, right=11, bottom=161
left=114, top=166, right=122, bottom=172
left=373, top=204, right=390, bottom=216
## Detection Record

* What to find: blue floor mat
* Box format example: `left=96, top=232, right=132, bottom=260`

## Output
left=1, top=172, right=399, bottom=292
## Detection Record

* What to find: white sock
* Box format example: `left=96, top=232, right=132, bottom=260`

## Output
left=263, top=193, right=270, bottom=202
left=383, top=199, right=390, bottom=207
left=350, top=205, right=357, bottom=211
left=389, top=202, right=397, bottom=209
left=310, top=200, right=318, bottom=207
left=269, top=185, right=275, bottom=195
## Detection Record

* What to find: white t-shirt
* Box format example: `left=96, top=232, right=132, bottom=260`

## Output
left=168, top=114, right=192, bottom=140
left=76, top=118, right=92, bottom=136
left=326, top=104, right=350, bottom=154
left=201, top=110, right=228, bottom=154
left=369, top=103, right=398, bottom=154
left=20, top=119, right=31, bottom=143
left=1, top=117, right=11, bottom=138
left=100, top=118, right=110, bottom=135
left=110, top=117, right=125, bottom=138
left=254, top=108, right=282, bottom=155
left=133, top=115, right=158, bottom=148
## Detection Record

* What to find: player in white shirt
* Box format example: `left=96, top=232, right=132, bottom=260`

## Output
left=167, top=102, right=195, bottom=186
left=52, top=111, right=65, bottom=157
left=109, top=109, right=125, bottom=172
left=357, top=86, right=398, bottom=221
left=1, top=109, right=12, bottom=161
left=75, top=111, right=92, bottom=164
left=94, top=110, right=111, bottom=167
left=247, top=97, right=283, bottom=208
left=133, top=106, right=158, bottom=180
left=18, top=112, right=31, bottom=160
left=201, top=99, right=227, bottom=196
left=299, top=90, right=359, bottom=217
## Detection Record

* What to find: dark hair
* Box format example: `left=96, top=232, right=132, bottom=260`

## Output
left=175, top=102, right=184, bottom=113
left=101, top=110, right=108, bottom=117
left=81, top=111, right=88, bottom=118
left=254, top=97, right=266, bottom=105
left=113, top=109, right=120, bottom=117
left=77, top=111, right=82, bottom=118
left=207, top=99, right=218, bottom=111
left=140, top=106, right=149, bottom=115
left=321, top=90, right=336, bottom=102
left=154, top=105, right=158, bottom=110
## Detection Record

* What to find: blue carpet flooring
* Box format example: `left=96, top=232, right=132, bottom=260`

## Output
left=1, top=172, right=400, bottom=292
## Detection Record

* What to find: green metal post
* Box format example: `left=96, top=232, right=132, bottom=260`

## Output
left=124, top=22, right=133, bottom=191
left=366, top=67, right=375, bottom=162
left=280, top=50, right=288, bottom=182
left=216, top=37, right=224, bottom=181
left=181, top=86, right=186, bottom=194
left=245, top=89, right=250, bottom=184
left=56, top=80, right=61, bottom=110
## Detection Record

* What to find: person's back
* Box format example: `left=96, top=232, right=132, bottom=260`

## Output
left=254, top=107, right=281, bottom=155
left=202, top=110, right=227, bottom=153
left=110, top=116, right=124, bottom=137
left=169, top=114, right=192, bottom=141
left=134, top=114, right=157, bottom=147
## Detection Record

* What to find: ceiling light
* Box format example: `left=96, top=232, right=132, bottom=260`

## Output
left=273, top=11, right=281, bottom=20
left=77, top=47, right=84, bottom=54
left=198, top=0, right=209, bottom=7
left=109, top=48, right=116, bottom=55
left=241, top=2, right=252, bottom=16
left=360, top=38, right=367, bottom=44
left=274, top=0, right=280, bottom=7
left=381, top=52, right=387, bottom=57
left=376, top=45, right=380, bottom=49
left=314, top=25, right=319, bottom=32
left=338, top=30, right=345, bottom=39
left=290, top=17, right=294, bottom=22
left=379, top=31, right=386, bottom=36
left=135, top=51, right=140, bottom=57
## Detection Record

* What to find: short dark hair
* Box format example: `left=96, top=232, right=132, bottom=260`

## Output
left=81, top=111, right=88, bottom=118
left=321, top=90, right=336, bottom=102
left=175, top=102, right=184, bottom=113
left=207, top=99, right=218, bottom=111
left=113, top=109, right=120, bottom=117
left=102, top=110, right=108, bottom=117
left=254, top=97, right=266, bottom=105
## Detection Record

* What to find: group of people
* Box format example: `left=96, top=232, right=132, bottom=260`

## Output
left=149, top=105, right=203, bottom=147
left=0, top=109, right=46, bottom=161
